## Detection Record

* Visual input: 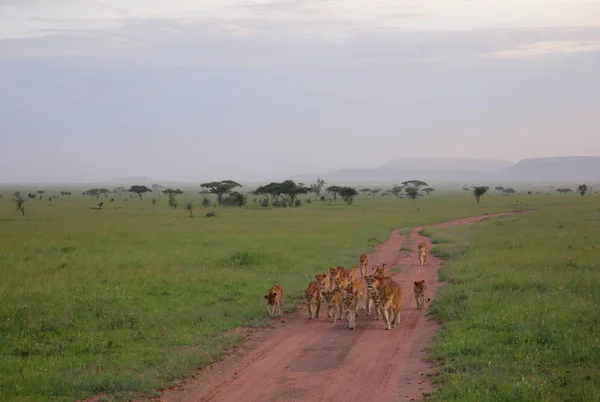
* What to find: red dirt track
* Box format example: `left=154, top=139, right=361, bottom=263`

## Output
left=155, top=212, right=528, bottom=402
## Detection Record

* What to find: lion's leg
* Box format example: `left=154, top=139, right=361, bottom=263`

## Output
left=316, top=298, right=321, bottom=318
left=381, top=307, right=391, bottom=330
left=366, top=296, right=372, bottom=316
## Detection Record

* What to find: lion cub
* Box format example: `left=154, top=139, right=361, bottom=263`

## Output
left=323, top=289, right=343, bottom=322
left=342, top=281, right=359, bottom=330
left=413, top=280, right=430, bottom=310
left=305, top=280, right=322, bottom=319
left=359, top=254, right=369, bottom=278
left=379, top=282, right=402, bottom=330
left=418, top=242, right=427, bottom=266
left=264, top=284, right=284, bottom=317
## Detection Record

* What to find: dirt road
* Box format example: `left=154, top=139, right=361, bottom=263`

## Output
left=156, top=212, right=527, bottom=402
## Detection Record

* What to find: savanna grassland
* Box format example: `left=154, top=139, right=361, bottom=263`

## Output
left=422, top=196, right=600, bottom=401
left=0, top=189, right=590, bottom=401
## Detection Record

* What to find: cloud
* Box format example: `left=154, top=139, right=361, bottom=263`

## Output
left=486, top=40, right=600, bottom=59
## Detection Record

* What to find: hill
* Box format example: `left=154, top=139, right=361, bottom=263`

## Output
left=492, top=157, right=600, bottom=181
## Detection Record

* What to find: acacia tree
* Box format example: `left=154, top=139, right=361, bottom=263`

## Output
left=86, top=188, right=110, bottom=200
left=391, top=185, right=404, bottom=198
left=359, top=188, right=371, bottom=196
left=503, top=188, right=516, bottom=195
left=279, top=180, right=308, bottom=206
left=37, top=190, right=45, bottom=200
left=200, top=180, right=241, bottom=206
left=402, top=180, right=428, bottom=199
left=371, top=188, right=382, bottom=197
left=326, top=185, right=342, bottom=200
left=473, top=186, right=488, bottom=204
left=253, top=180, right=307, bottom=206
left=128, top=185, right=152, bottom=200
left=340, top=187, right=358, bottom=205
left=312, top=178, right=326, bottom=200
left=556, top=188, right=573, bottom=194
left=578, top=184, right=588, bottom=196
left=495, top=186, right=504, bottom=192
left=13, top=191, right=26, bottom=217
left=162, top=188, right=184, bottom=209
left=422, top=187, right=436, bottom=195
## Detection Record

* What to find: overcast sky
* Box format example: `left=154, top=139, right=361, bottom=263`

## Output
left=1, top=0, right=599, bottom=182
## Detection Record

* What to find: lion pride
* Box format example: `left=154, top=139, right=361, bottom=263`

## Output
left=264, top=284, right=284, bottom=317
left=305, top=280, right=322, bottom=319
left=413, top=280, right=430, bottom=310
left=418, top=242, right=427, bottom=266
left=379, top=282, right=402, bottom=330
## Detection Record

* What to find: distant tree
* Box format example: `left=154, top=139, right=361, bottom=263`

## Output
left=391, top=185, right=404, bottom=198
left=37, top=190, right=45, bottom=200
left=577, top=184, right=588, bottom=196
left=97, top=201, right=104, bottom=209
left=185, top=202, right=194, bottom=217
left=462, top=187, right=470, bottom=192
left=13, top=191, right=26, bottom=217
left=112, top=187, right=126, bottom=196
left=86, top=188, right=110, bottom=200
left=340, top=187, right=358, bottom=205
left=223, top=191, right=247, bottom=207
left=162, top=188, right=184, bottom=209
left=152, top=184, right=164, bottom=195
left=359, top=188, right=371, bottom=196
left=128, top=185, right=152, bottom=200
left=325, top=185, right=343, bottom=200
left=151, top=198, right=157, bottom=205
left=405, top=187, right=420, bottom=199
left=202, top=197, right=211, bottom=208
left=422, top=187, right=436, bottom=195
left=495, top=186, right=504, bottom=192
left=280, top=180, right=308, bottom=206
left=371, top=188, right=382, bottom=197
left=473, top=186, right=488, bottom=204
left=527, top=191, right=532, bottom=195
left=556, top=188, right=573, bottom=194
left=502, top=188, right=516, bottom=195
left=200, top=180, right=241, bottom=206
left=402, top=180, right=428, bottom=190
left=312, top=178, right=326, bottom=200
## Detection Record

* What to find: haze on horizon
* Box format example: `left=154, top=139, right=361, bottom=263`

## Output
left=1, top=0, right=599, bottom=183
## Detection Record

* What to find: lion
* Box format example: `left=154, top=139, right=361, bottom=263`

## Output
left=305, top=280, right=322, bottom=319
left=372, top=262, right=389, bottom=276
left=359, top=254, right=369, bottom=278
left=365, top=274, right=396, bottom=319
left=323, top=289, right=343, bottom=322
left=342, top=281, right=359, bottom=329
left=315, top=273, right=335, bottom=293
left=264, top=284, right=284, bottom=317
left=413, top=280, right=430, bottom=310
left=329, top=266, right=349, bottom=282
left=347, top=267, right=360, bottom=281
left=418, top=242, right=427, bottom=266
left=379, top=282, right=402, bottom=330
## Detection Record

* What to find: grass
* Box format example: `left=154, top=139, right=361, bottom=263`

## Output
left=421, top=198, right=600, bottom=401
left=0, top=190, right=586, bottom=401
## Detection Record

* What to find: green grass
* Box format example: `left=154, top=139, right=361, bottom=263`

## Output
left=0, top=191, right=586, bottom=401
left=422, top=199, right=600, bottom=401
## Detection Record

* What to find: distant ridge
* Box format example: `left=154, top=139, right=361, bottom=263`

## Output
left=290, top=156, right=600, bottom=184
left=491, top=156, right=600, bottom=181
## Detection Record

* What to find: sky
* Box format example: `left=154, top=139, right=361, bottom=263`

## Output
left=1, top=0, right=599, bottom=183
